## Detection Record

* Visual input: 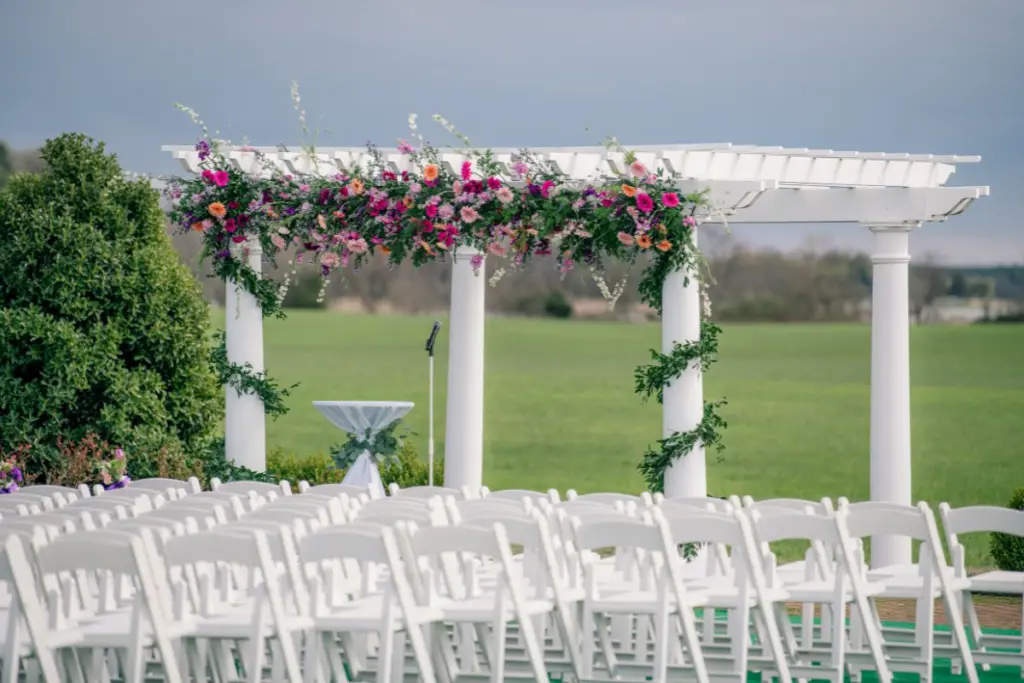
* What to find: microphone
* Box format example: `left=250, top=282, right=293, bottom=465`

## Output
left=425, top=321, right=441, bottom=356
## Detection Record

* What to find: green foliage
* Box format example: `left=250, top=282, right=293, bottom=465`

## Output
left=380, top=442, right=444, bottom=490
left=0, top=142, right=10, bottom=190
left=209, top=331, right=296, bottom=419
left=543, top=291, right=573, bottom=319
left=633, top=321, right=728, bottom=494
left=0, top=134, right=222, bottom=479
left=266, top=441, right=442, bottom=490
left=990, top=488, right=1024, bottom=572
left=330, top=419, right=410, bottom=469
left=200, top=438, right=277, bottom=485
left=267, top=448, right=344, bottom=486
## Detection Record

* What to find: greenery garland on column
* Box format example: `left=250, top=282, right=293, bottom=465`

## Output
left=633, top=320, right=728, bottom=494
left=208, top=331, right=295, bottom=419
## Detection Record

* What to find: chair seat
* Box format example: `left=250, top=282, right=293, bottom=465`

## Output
left=589, top=589, right=708, bottom=614
left=783, top=579, right=887, bottom=603
left=870, top=573, right=971, bottom=599
left=967, top=570, right=1024, bottom=595
left=179, top=611, right=313, bottom=640
left=437, top=596, right=554, bottom=622
left=312, top=600, right=442, bottom=632
left=686, top=579, right=789, bottom=607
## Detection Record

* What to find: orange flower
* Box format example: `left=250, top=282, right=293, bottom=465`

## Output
left=190, top=222, right=206, bottom=232
left=402, top=196, right=414, bottom=208
left=380, top=245, right=391, bottom=255
left=656, top=239, right=672, bottom=252
left=349, top=179, right=365, bottom=195
left=207, top=202, right=227, bottom=218
left=423, top=164, right=440, bottom=182
left=621, top=184, right=637, bottom=198
left=317, top=214, right=327, bottom=229
left=636, top=234, right=652, bottom=249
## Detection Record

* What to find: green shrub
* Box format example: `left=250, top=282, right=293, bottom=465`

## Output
left=199, top=438, right=277, bottom=486
left=380, top=442, right=444, bottom=490
left=267, top=448, right=344, bottom=486
left=543, top=291, right=573, bottom=319
left=0, top=134, right=222, bottom=480
left=990, top=488, right=1024, bottom=571
left=263, top=441, right=444, bottom=490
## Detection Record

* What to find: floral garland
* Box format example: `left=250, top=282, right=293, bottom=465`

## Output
left=209, top=331, right=295, bottom=419
left=331, top=419, right=408, bottom=470
left=166, top=101, right=727, bottom=494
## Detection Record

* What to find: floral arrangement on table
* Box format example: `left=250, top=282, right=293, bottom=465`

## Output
left=165, top=84, right=727, bottom=494
left=0, top=452, right=24, bottom=494
left=330, top=419, right=410, bottom=470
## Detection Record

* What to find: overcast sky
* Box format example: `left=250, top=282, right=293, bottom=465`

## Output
left=1, top=0, right=1021, bottom=264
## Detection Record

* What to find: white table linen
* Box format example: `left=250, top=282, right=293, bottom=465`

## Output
left=313, top=401, right=414, bottom=498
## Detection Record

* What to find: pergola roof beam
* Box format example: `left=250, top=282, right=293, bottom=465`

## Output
left=701, top=185, right=989, bottom=224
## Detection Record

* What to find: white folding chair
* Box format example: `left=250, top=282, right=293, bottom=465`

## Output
left=841, top=500, right=980, bottom=683
left=939, top=502, right=1024, bottom=674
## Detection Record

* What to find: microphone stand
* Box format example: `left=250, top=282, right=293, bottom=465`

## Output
left=424, top=322, right=441, bottom=487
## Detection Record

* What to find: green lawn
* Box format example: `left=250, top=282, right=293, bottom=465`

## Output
left=241, top=311, right=1024, bottom=566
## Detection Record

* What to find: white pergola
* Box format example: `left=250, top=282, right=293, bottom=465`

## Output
left=165, top=142, right=988, bottom=569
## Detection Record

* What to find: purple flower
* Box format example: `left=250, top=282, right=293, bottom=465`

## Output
left=195, top=140, right=211, bottom=161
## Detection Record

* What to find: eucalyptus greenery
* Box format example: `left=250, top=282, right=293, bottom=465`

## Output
left=330, top=419, right=410, bottom=470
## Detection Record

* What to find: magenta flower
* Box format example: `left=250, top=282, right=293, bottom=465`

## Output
left=425, top=204, right=438, bottom=218
left=541, top=180, right=555, bottom=198
left=661, top=192, right=680, bottom=208
left=487, top=177, right=501, bottom=190
left=461, top=161, right=472, bottom=181
left=213, top=170, right=230, bottom=187
left=397, top=140, right=416, bottom=154
left=635, top=193, right=654, bottom=214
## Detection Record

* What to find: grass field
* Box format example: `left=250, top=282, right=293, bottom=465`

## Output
left=239, top=311, right=1024, bottom=566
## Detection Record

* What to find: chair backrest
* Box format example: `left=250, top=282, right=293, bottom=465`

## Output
left=839, top=499, right=932, bottom=542
left=939, top=503, right=1024, bottom=538
left=388, top=484, right=458, bottom=499
left=744, top=496, right=834, bottom=517
left=659, top=496, right=734, bottom=514
left=299, top=482, right=369, bottom=499
left=212, top=479, right=290, bottom=497
left=485, top=488, right=560, bottom=504
left=565, top=491, right=651, bottom=507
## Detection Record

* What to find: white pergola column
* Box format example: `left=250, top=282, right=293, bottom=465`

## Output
left=867, top=224, right=917, bottom=568
left=662, top=229, right=707, bottom=499
left=443, top=247, right=485, bottom=491
left=224, top=238, right=267, bottom=472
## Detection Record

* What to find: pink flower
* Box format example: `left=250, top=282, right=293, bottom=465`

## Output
left=321, top=252, right=340, bottom=268
left=397, top=140, right=416, bottom=154
left=495, top=187, right=514, bottom=204
left=271, top=234, right=287, bottom=249
left=629, top=161, right=647, bottom=178
left=425, top=204, right=438, bottom=218
left=470, top=253, right=484, bottom=271
left=635, top=193, right=654, bottom=214
left=459, top=207, right=480, bottom=223
left=452, top=180, right=463, bottom=195
left=512, top=160, right=529, bottom=176
left=617, top=231, right=635, bottom=246
left=347, top=238, right=368, bottom=254
left=683, top=216, right=697, bottom=228
left=408, top=182, right=422, bottom=194
left=541, top=180, right=555, bottom=198
left=661, top=192, right=680, bottom=208
left=487, top=242, right=507, bottom=256
left=213, top=170, right=230, bottom=187
left=461, top=160, right=472, bottom=181
left=201, top=169, right=216, bottom=184
left=114, top=448, right=125, bottom=461
left=438, top=204, right=455, bottom=220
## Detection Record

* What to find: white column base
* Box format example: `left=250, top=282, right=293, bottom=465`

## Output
left=868, top=224, right=915, bottom=568
left=443, top=247, right=485, bottom=491
left=224, top=239, right=267, bottom=472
